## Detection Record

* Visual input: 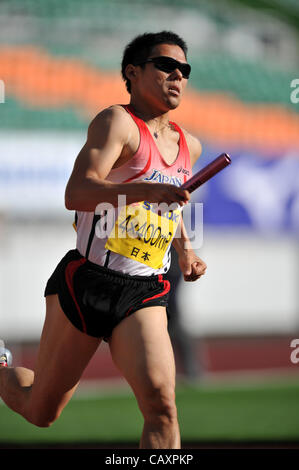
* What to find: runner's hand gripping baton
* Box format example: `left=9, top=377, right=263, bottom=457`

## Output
left=181, top=153, right=231, bottom=193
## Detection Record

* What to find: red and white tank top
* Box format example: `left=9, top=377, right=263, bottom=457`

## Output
left=76, top=104, right=192, bottom=276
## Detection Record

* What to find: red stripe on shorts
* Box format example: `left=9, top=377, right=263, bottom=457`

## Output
left=142, top=274, right=170, bottom=304
left=65, top=258, right=87, bottom=334
left=125, top=306, right=134, bottom=317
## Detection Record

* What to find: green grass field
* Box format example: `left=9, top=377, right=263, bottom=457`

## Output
left=1, top=377, right=299, bottom=445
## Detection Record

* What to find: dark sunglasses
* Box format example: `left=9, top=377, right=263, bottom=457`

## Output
left=135, top=56, right=191, bottom=79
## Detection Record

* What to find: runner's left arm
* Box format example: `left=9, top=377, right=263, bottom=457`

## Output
left=172, top=216, right=206, bottom=282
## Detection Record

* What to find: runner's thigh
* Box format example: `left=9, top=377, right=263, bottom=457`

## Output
left=109, top=306, right=176, bottom=402
left=29, top=294, right=101, bottom=422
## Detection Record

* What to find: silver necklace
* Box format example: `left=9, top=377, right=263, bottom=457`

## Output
left=153, top=121, right=172, bottom=139
left=130, top=106, right=171, bottom=139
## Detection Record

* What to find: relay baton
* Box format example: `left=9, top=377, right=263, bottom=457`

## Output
left=181, top=153, right=231, bottom=193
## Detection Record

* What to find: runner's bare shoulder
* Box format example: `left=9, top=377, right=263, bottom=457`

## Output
left=87, top=104, right=134, bottom=146
left=181, top=127, right=202, bottom=166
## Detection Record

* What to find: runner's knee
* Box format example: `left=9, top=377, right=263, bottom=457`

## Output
left=138, top=383, right=177, bottom=425
left=27, top=401, right=62, bottom=428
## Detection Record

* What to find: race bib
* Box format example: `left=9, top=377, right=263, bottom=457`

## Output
left=105, top=201, right=181, bottom=269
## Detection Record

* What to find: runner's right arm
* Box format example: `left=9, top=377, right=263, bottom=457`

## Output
left=65, top=106, right=189, bottom=212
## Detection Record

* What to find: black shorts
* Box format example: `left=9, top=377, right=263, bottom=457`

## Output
left=44, top=249, right=170, bottom=340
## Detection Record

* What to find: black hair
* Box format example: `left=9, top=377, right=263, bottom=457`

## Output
left=121, top=31, right=188, bottom=93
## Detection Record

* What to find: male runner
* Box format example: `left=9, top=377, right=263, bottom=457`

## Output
left=0, top=31, right=206, bottom=449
